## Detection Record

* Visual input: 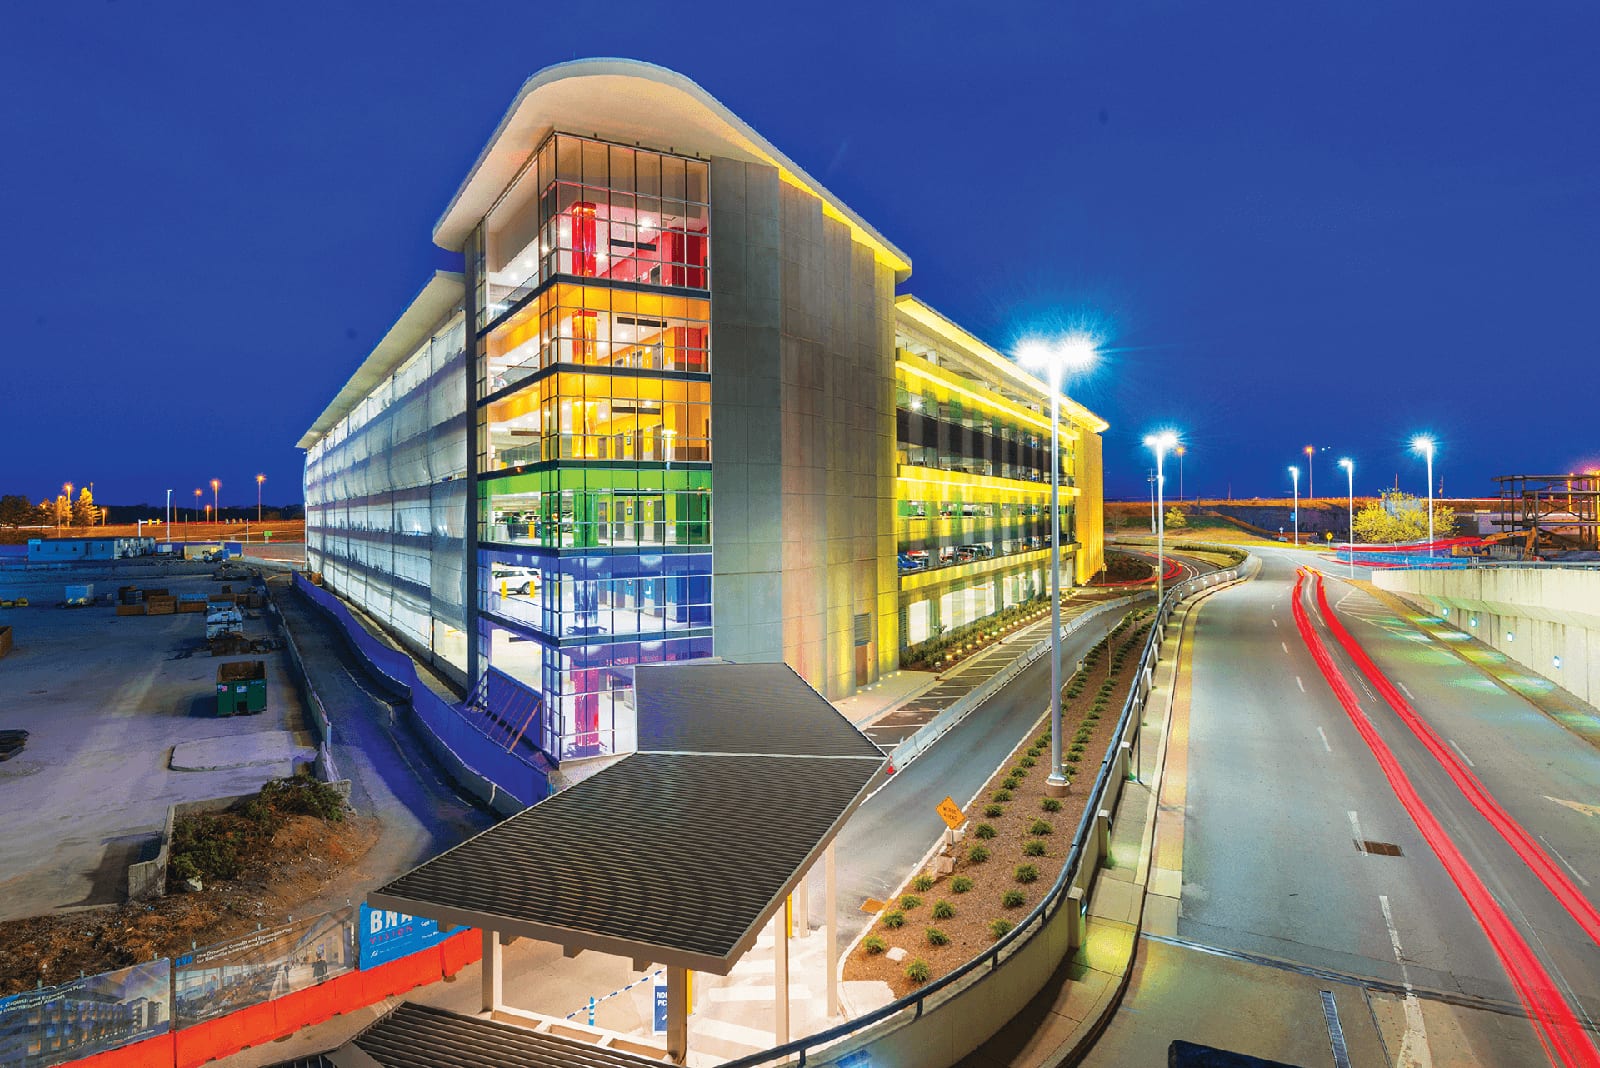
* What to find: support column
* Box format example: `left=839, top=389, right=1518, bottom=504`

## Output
left=481, top=928, right=502, bottom=1014
left=793, top=872, right=810, bottom=939
left=825, top=841, right=839, bottom=1018
left=666, top=964, right=689, bottom=1065
left=773, top=905, right=790, bottom=1044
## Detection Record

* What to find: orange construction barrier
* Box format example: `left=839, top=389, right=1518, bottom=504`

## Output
left=439, top=928, right=481, bottom=976
left=67, top=1031, right=174, bottom=1068
left=175, top=999, right=279, bottom=1068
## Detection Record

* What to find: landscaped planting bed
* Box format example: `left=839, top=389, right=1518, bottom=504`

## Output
left=844, top=608, right=1155, bottom=997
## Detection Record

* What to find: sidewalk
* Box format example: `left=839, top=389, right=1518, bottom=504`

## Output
left=855, top=591, right=1142, bottom=752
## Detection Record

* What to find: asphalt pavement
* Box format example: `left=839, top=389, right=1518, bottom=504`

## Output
left=1085, top=546, right=1600, bottom=1066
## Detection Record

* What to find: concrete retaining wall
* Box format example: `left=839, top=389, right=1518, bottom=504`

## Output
left=1374, top=566, right=1600, bottom=706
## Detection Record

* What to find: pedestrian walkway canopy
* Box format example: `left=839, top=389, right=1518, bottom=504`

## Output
left=367, top=662, right=887, bottom=975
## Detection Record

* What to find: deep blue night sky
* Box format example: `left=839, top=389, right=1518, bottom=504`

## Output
left=3, top=2, right=1596, bottom=509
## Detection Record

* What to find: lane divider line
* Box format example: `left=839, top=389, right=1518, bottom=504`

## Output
left=1318, top=727, right=1333, bottom=753
left=1314, top=572, right=1600, bottom=951
left=1379, top=894, right=1435, bottom=1068
left=1292, top=568, right=1600, bottom=1068
left=1448, top=739, right=1475, bottom=768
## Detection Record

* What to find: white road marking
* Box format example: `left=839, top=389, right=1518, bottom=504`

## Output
left=1272, top=618, right=1279, bottom=628
left=1282, top=641, right=1290, bottom=654
left=1296, top=676, right=1306, bottom=693
left=1348, top=811, right=1366, bottom=853
left=1379, top=895, right=1435, bottom=1068
left=1539, top=833, right=1592, bottom=888
left=1447, top=739, right=1474, bottom=768
left=1398, top=681, right=1415, bottom=700
left=1318, top=727, right=1333, bottom=753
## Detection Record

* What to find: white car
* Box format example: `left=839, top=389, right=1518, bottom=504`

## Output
left=491, top=565, right=538, bottom=596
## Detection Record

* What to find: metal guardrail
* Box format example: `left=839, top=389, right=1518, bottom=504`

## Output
left=722, top=557, right=1258, bottom=1068
left=886, top=595, right=1141, bottom=774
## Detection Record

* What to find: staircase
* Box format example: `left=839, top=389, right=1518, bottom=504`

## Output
left=461, top=667, right=553, bottom=770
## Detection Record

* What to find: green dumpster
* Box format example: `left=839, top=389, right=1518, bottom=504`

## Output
left=216, top=660, right=267, bottom=716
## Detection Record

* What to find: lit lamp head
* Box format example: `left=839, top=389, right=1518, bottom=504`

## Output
left=1143, top=430, right=1179, bottom=461
left=1411, top=435, right=1435, bottom=459
left=1289, top=465, right=1300, bottom=488
left=1017, top=334, right=1097, bottom=385
left=1338, top=458, right=1353, bottom=473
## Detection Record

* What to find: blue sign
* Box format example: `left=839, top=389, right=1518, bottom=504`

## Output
left=653, top=983, right=668, bottom=1035
left=358, top=904, right=461, bottom=969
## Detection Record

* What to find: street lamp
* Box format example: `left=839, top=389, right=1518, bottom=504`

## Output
left=165, top=489, right=172, bottom=537
left=211, top=479, right=220, bottom=525
left=60, top=482, right=72, bottom=533
left=255, top=474, right=265, bottom=524
left=1289, top=466, right=1300, bottom=546
left=1338, top=458, right=1354, bottom=577
left=1018, top=334, right=1096, bottom=797
left=1144, top=432, right=1179, bottom=604
left=1411, top=436, right=1436, bottom=556
left=1175, top=445, right=1186, bottom=502
left=1304, top=445, right=1315, bottom=499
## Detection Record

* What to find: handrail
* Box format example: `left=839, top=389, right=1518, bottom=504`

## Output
left=721, top=558, right=1255, bottom=1068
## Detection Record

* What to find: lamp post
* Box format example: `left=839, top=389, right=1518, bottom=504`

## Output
left=1412, top=436, right=1435, bottom=557
left=1289, top=466, right=1300, bottom=546
left=166, top=489, right=172, bottom=538
left=1175, top=445, right=1186, bottom=502
left=1018, top=335, right=1096, bottom=797
left=1304, top=445, right=1315, bottom=499
left=1145, top=432, right=1179, bottom=604
left=255, top=474, right=265, bottom=524
left=1338, top=459, right=1354, bottom=578
left=211, top=479, right=220, bottom=525
left=193, top=489, right=202, bottom=533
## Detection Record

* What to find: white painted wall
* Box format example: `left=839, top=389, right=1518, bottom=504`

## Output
left=1373, top=566, right=1600, bottom=707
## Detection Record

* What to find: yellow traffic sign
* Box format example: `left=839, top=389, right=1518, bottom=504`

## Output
left=936, top=796, right=966, bottom=829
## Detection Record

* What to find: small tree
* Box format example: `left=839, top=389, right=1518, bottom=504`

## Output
left=71, top=487, right=96, bottom=528
left=1164, top=506, right=1187, bottom=529
left=1352, top=490, right=1457, bottom=545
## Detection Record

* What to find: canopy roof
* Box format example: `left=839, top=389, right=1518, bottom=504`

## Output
left=367, top=663, right=886, bottom=974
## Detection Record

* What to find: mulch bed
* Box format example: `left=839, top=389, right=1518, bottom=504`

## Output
left=845, top=608, right=1154, bottom=998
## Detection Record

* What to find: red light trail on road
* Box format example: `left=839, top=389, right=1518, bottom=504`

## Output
left=1291, top=568, right=1600, bottom=1068
left=1313, top=571, right=1600, bottom=949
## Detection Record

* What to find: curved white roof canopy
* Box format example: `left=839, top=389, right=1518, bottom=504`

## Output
left=433, top=58, right=911, bottom=281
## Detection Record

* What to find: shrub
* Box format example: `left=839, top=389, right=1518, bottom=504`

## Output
left=882, top=910, right=906, bottom=929
left=1041, top=797, right=1062, bottom=813
left=1019, top=756, right=1036, bottom=769
left=967, top=845, right=991, bottom=864
left=1002, top=889, right=1026, bottom=908
left=912, top=874, right=936, bottom=892
left=984, top=804, right=1004, bottom=818
left=1070, top=743, right=1086, bottom=755
left=990, top=918, right=1015, bottom=939
left=905, top=959, right=932, bottom=984
left=951, top=875, right=974, bottom=894
left=1026, top=747, right=1041, bottom=758
left=1066, top=753, right=1081, bottom=763
left=1010, top=765, right=1029, bottom=778
left=1015, top=864, right=1040, bottom=884
left=900, top=894, right=923, bottom=910
left=932, top=899, right=955, bottom=919
left=992, top=789, right=1012, bottom=802
left=1002, top=776, right=1021, bottom=791
left=863, top=935, right=886, bottom=955
left=1030, top=818, right=1053, bottom=836
left=974, top=823, right=996, bottom=840
left=926, top=927, right=950, bottom=946
left=1023, top=839, right=1046, bottom=857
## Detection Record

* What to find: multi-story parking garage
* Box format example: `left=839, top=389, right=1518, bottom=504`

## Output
left=300, top=59, right=1105, bottom=784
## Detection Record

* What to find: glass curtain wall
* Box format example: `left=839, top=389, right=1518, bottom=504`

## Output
left=475, top=133, right=712, bottom=763
left=304, top=316, right=470, bottom=677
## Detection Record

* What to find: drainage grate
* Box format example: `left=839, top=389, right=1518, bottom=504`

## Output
left=1362, top=840, right=1403, bottom=856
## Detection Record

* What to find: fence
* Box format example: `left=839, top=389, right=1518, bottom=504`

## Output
left=291, top=574, right=548, bottom=812
left=719, top=557, right=1258, bottom=1068
left=887, top=596, right=1141, bottom=773
left=0, top=905, right=480, bottom=1068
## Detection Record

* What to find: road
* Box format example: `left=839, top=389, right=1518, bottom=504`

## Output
left=822, top=594, right=1152, bottom=942
left=1083, top=546, right=1600, bottom=1066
